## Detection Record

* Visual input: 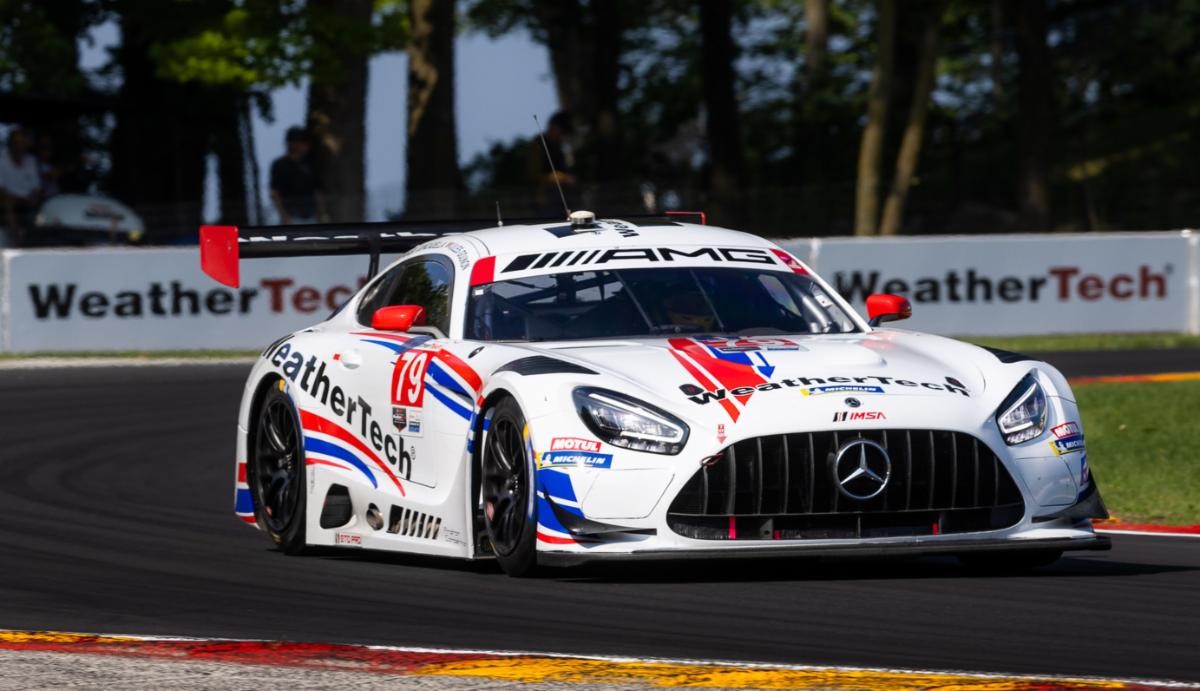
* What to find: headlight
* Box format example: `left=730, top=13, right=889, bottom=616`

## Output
left=572, top=387, right=689, bottom=455
left=995, top=373, right=1047, bottom=445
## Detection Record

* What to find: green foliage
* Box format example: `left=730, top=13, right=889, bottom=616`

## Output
left=0, top=0, right=102, bottom=94
left=150, top=0, right=409, bottom=90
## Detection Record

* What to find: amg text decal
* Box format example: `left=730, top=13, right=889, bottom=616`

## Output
left=501, top=247, right=777, bottom=273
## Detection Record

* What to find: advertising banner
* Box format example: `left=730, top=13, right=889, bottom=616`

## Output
left=0, top=231, right=1196, bottom=351
left=777, top=232, right=1195, bottom=336
left=2, top=247, right=402, bottom=352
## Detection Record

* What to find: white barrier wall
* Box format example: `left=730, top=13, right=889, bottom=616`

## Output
left=0, top=231, right=1196, bottom=351
left=777, top=232, right=1199, bottom=336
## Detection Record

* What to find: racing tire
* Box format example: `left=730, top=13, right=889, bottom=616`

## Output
left=957, top=549, right=1062, bottom=572
left=250, top=383, right=307, bottom=555
left=481, top=397, right=538, bottom=577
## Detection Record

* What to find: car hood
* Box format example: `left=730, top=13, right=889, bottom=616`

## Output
left=531, top=331, right=1004, bottom=436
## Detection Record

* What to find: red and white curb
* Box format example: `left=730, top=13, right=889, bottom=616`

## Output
left=0, top=630, right=1197, bottom=690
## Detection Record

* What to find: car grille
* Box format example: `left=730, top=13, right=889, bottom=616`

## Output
left=667, top=429, right=1025, bottom=540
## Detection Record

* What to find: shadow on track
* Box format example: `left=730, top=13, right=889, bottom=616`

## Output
left=279, top=546, right=1196, bottom=584
left=545, top=553, right=1197, bottom=584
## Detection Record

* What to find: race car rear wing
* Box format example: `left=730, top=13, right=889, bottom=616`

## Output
left=199, top=222, right=464, bottom=288
left=199, top=212, right=708, bottom=288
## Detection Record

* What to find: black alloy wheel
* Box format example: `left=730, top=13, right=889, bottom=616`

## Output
left=251, top=384, right=307, bottom=553
left=481, top=397, right=538, bottom=576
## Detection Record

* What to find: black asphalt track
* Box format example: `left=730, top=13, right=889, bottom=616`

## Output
left=0, top=353, right=1197, bottom=682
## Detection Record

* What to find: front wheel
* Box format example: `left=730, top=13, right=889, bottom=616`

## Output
left=481, top=398, right=538, bottom=576
left=250, top=384, right=307, bottom=554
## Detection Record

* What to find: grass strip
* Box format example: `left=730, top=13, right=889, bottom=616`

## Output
left=1076, top=379, right=1200, bottom=524
left=968, top=332, right=1200, bottom=352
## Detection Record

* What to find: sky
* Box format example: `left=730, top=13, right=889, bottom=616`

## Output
left=80, top=22, right=558, bottom=222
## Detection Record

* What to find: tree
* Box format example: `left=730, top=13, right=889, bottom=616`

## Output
left=467, top=0, right=630, bottom=184
left=806, top=0, right=829, bottom=80
left=405, top=0, right=462, bottom=219
left=878, top=1, right=944, bottom=236
left=1013, top=0, right=1052, bottom=229
left=853, top=0, right=896, bottom=236
left=700, top=0, right=746, bottom=225
left=146, top=0, right=408, bottom=225
left=306, top=0, right=373, bottom=222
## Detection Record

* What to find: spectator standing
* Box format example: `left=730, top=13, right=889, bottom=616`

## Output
left=527, top=111, right=577, bottom=218
left=36, top=134, right=62, bottom=198
left=269, top=127, right=322, bottom=225
left=0, top=127, right=42, bottom=246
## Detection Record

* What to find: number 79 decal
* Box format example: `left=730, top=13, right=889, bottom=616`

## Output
left=392, top=350, right=430, bottom=407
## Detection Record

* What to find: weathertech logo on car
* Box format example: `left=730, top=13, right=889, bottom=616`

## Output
left=266, top=340, right=406, bottom=472
left=680, top=374, right=970, bottom=405
left=500, top=246, right=778, bottom=273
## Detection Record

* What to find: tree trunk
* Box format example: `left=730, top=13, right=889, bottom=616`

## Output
left=805, top=0, right=829, bottom=79
left=700, top=0, right=746, bottom=226
left=989, top=0, right=1006, bottom=102
left=853, top=0, right=896, bottom=236
left=532, top=0, right=587, bottom=116
left=1014, top=0, right=1053, bottom=229
left=213, top=91, right=250, bottom=226
left=306, top=0, right=372, bottom=222
left=108, top=3, right=208, bottom=238
left=530, top=0, right=624, bottom=184
left=406, top=0, right=462, bottom=219
left=590, top=0, right=622, bottom=182
left=879, top=5, right=943, bottom=236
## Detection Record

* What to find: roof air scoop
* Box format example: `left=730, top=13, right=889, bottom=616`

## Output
left=569, top=210, right=597, bottom=231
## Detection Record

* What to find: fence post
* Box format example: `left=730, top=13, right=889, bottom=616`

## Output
left=1, top=250, right=10, bottom=353
left=1187, top=230, right=1199, bottom=336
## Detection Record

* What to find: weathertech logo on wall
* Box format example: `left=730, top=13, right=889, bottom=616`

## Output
left=833, top=265, right=1170, bottom=304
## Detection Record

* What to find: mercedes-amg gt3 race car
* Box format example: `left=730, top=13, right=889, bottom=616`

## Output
left=199, top=212, right=1109, bottom=576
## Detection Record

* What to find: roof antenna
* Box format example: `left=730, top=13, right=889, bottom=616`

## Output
left=533, top=114, right=570, bottom=220
left=495, top=201, right=504, bottom=227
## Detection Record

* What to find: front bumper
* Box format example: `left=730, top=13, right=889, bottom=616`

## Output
left=539, top=532, right=1110, bottom=567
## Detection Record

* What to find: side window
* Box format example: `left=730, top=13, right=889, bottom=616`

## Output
left=356, top=257, right=454, bottom=333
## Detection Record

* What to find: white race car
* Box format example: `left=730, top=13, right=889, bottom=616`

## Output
left=200, top=212, right=1109, bottom=576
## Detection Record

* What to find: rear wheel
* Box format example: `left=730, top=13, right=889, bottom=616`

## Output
left=958, top=549, right=1062, bottom=572
left=250, top=384, right=307, bottom=554
left=481, top=398, right=538, bottom=576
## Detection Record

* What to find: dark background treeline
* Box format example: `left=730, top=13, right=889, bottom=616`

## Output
left=2, top=0, right=1197, bottom=239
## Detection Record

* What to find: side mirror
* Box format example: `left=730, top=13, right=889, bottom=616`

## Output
left=371, top=305, right=426, bottom=332
left=866, top=293, right=912, bottom=327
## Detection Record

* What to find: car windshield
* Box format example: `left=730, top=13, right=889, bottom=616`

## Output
left=466, top=267, right=859, bottom=341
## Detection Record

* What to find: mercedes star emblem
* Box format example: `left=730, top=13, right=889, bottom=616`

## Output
left=831, top=439, right=892, bottom=500
left=844, top=397, right=861, bottom=408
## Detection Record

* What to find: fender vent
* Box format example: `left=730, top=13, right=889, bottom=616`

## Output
left=496, top=356, right=597, bottom=376
left=319, top=484, right=353, bottom=529
left=388, top=505, right=442, bottom=540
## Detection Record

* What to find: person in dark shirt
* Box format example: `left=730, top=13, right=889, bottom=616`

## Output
left=269, top=127, right=322, bottom=224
